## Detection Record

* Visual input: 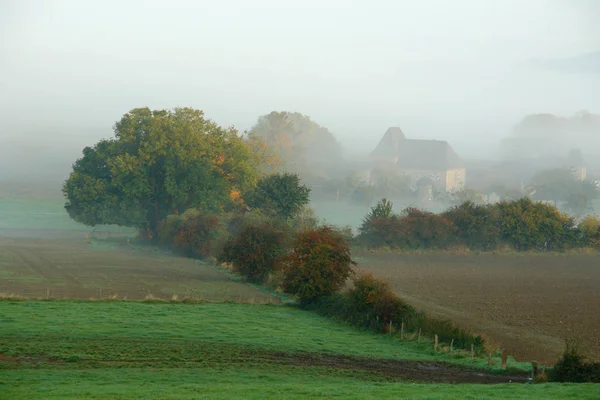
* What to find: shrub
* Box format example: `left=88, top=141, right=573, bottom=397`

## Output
left=578, top=215, right=600, bottom=247
left=548, top=341, right=600, bottom=383
left=347, top=273, right=413, bottom=331
left=218, top=222, right=289, bottom=284
left=157, top=208, right=221, bottom=258
left=442, top=202, right=502, bottom=250
left=398, top=208, right=455, bottom=249
left=497, top=198, right=578, bottom=251
left=358, top=202, right=455, bottom=250
left=283, top=226, right=356, bottom=303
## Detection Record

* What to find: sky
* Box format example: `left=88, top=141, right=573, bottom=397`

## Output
left=1, top=0, right=599, bottom=168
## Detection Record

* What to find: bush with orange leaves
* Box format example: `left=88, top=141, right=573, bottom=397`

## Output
left=157, top=208, right=221, bottom=259
left=282, top=226, right=356, bottom=303
left=218, top=221, right=289, bottom=284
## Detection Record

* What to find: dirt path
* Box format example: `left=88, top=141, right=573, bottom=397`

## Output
left=1, top=351, right=530, bottom=384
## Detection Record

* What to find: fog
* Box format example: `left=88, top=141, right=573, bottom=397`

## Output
left=1, top=0, right=599, bottom=186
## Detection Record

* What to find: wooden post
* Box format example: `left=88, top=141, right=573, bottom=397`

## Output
left=389, top=320, right=393, bottom=335
left=401, top=321, right=404, bottom=339
left=488, top=351, right=492, bottom=367
left=418, top=328, right=421, bottom=342
left=450, top=339, right=454, bottom=356
left=531, top=361, right=538, bottom=379
left=501, top=349, right=508, bottom=370
left=434, top=334, right=438, bottom=352
left=470, top=343, right=474, bottom=360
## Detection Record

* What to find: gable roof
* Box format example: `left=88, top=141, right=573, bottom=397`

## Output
left=395, top=139, right=464, bottom=170
left=370, top=127, right=406, bottom=159
left=371, top=128, right=464, bottom=170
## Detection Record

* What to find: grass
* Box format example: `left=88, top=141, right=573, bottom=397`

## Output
left=2, top=368, right=598, bottom=400
left=0, top=198, right=134, bottom=234
left=0, top=301, right=500, bottom=366
left=0, top=301, right=597, bottom=399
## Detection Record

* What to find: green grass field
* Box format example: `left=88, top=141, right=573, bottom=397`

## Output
left=0, top=198, right=134, bottom=236
left=1, top=300, right=598, bottom=399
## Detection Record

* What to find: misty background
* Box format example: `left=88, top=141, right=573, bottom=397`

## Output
left=1, top=0, right=599, bottom=193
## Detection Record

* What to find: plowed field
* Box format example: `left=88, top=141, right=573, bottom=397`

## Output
left=357, top=253, right=600, bottom=364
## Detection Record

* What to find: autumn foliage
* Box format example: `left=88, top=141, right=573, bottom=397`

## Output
left=157, top=208, right=220, bottom=258
left=218, top=222, right=289, bottom=284
left=348, top=273, right=410, bottom=331
left=359, top=197, right=593, bottom=251
left=283, top=226, right=356, bottom=303
left=359, top=201, right=454, bottom=249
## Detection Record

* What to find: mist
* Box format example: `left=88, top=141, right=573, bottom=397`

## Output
left=1, top=0, right=599, bottom=189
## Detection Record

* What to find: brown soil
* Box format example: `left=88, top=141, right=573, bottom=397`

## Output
left=270, top=352, right=529, bottom=383
left=0, top=237, right=275, bottom=303
left=357, top=252, right=600, bottom=364
left=1, top=351, right=529, bottom=384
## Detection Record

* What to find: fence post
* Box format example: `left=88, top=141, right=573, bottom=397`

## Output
left=389, top=320, right=393, bottom=335
left=488, top=351, right=492, bottom=367
left=401, top=321, right=404, bottom=339
left=418, top=328, right=421, bottom=342
left=450, top=339, right=454, bottom=356
left=501, top=349, right=508, bottom=370
left=531, top=361, right=538, bottom=379
left=470, top=343, right=474, bottom=360
left=434, top=334, right=438, bottom=352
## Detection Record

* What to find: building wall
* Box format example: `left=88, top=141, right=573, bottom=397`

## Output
left=445, top=168, right=466, bottom=192
left=571, top=166, right=587, bottom=181
left=398, top=169, right=447, bottom=191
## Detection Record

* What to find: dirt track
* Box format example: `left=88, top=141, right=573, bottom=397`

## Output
left=0, top=351, right=529, bottom=384
left=358, top=252, right=600, bottom=364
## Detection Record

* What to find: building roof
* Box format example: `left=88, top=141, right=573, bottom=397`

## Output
left=567, top=149, right=586, bottom=167
left=370, top=127, right=406, bottom=159
left=371, top=128, right=464, bottom=170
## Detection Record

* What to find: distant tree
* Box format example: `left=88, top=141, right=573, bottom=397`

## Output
left=249, top=111, right=343, bottom=172
left=245, top=172, right=311, bottom=219
left=529, top=168, right=598, bottom=215
left=370, top=169, right=413, bottom=199
left=63, top=107, right=261, bottom=238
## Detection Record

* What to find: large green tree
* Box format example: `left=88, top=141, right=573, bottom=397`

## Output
left=63, top=107, right=261, bottom=237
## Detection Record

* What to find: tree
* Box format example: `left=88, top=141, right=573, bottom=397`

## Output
left=249, top=111, right=343, bottom=173
left=497, top=198, right=577, bottom=250
left=63, top=107, right=261, bottom=237
left=245, top=172, right=311, bottom=219
left=442, top=202, right=502, bottom=250
left=370, top=169, right=413, bottom=199
left=283, top=226, right=356, bottom=303
left=530, top=168, right=598, bottom=215
left=358, top=198, right=394, bottom=236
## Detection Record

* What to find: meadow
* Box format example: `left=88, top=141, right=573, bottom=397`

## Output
left=1, top=196, right=599, bottom=398
left=2, top=300, right=599, bottom=399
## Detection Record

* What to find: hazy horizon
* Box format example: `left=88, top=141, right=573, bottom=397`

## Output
left=1, top=0, right=599, bottom=178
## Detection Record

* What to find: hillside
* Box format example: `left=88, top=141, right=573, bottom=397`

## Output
left=2, top=300, right=598, bottom=399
